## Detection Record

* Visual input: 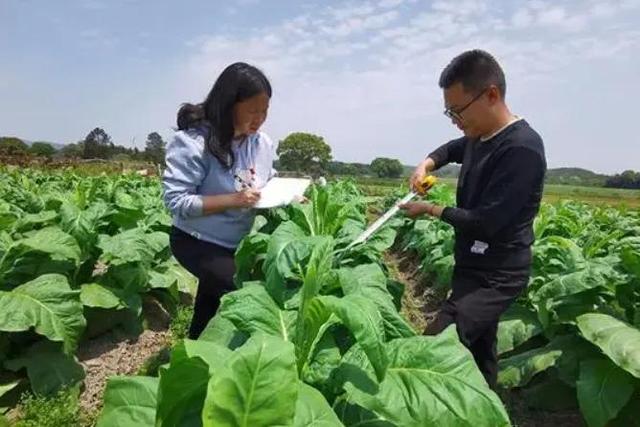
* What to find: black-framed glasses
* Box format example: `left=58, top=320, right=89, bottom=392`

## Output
left=443, top=88, right=488, bottom=122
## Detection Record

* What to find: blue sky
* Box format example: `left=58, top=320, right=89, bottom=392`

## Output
left=1, top=0, right=639, bottom=174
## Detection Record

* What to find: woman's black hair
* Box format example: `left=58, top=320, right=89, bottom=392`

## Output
left=177, top=62, right=272, bottom=168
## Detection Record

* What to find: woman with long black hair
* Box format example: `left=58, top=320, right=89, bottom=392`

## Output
left=163, top=62, right=275, bottom=339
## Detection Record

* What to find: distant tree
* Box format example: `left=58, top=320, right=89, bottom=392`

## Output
left=0, top=137, right=28, bottom=155
left=83, top=128, right=112, bottom=159
left=59, top=142, right=84, bottom=158
left=132, top=147, right=141, bottom=161
left=144, top=132, right=166, bottom=165
left=29, top=142, right=56, bottom=157
left=277, top=132, right=332, bottom=175
left=326, top=161, right=371, bottom=176
left=605, top=170, right=640, bottom=189
left=370, top=157, right=404, bottom=178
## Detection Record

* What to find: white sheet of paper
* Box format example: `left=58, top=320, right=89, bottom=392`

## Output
left=254, top=177, right=311, bottom=209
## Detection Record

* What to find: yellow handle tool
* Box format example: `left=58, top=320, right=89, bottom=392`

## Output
left=346, top=175, right=437, bottom=249
left=415, top=174, right=437, bottom=195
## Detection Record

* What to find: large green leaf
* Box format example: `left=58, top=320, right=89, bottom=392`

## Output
left=497, top=304, right=543, bottom=355
left=97, top=228, right=168, bottom=266
left=338, top=264, right=416, bottom=340
left=362, top=226, right=397, bottom=253
left=234, top=232, right=270, bottom=286
left=532, top=263, right=616, bottom=305
left=294, top=236, right=338, bottom=376
left=0, top=274, right=85, bottom=352
left=98, top=261, right=150, bottom=293
left=288, top=185, right=362, bottom=238
left=159, top=259, right=198, bottom=296
left=107, top=190, right=146, bottom=230
left=620, top=237, right=640, bottom=277
left=202, top=334, right=298, bottom=427
left=0, top=227, right=81, bottom=287
left=532, top=235, right=586, bottom=278
left=198, top=314, right=248, bottom=350
left=577, top=313, right=640, bottom=378
left=498, top=335, right=592, bottom=388
left=97, top=376, right=159, bottom=427
left=343, top=327, right=510, bottom=427
left=156, top=340, right=233, bottom=427
left=296, top=298, right=335, bottom=378
left=498, top=337, right=565, bottom=388
left=609, top=392, right=640, bottom=427
left=316, top=294, right=388, bottom=381
left=80, top=282, right=141, bottom=311
left=0, top=203, right=19, bottom=232
left=0, top=380, right=20, bottom=400
left=293, top=382, right=343, bottom=427
left=263, top=221, right=314, bottom=304
left=218, top=284, right=297, bottom=341
left=303, top=325, right=342, bottom=390
left=4, top=341, right=84, bottom=396
left=59, top=201, right=109, bottom=255
left=12, top=227, right=81, bottom=263
left=12, top=210, right=58, bottom=232
left=577, top=358, right=636, bottom=427
left=333, top=398, right=394, bottom=427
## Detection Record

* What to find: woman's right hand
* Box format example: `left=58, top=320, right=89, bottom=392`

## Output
left=234, top=189, right=261, bottom=208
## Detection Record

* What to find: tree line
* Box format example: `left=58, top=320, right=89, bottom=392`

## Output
left=4, top=129, right=640, bottom=186
left=604, top=170, right=640, bottom=189
left=0, top=130, right=410, bottom=178
left=0, top=128, right=166, bottom=165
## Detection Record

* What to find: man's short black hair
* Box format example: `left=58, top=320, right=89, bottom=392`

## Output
left=439, top=49, right=506, bottom=98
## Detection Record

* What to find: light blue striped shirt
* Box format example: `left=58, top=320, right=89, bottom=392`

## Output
left=162, top=126, right=276, bottom=249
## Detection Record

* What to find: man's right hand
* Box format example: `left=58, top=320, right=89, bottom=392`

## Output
left=234, top=189, right=261, bottom=208
left=410, top=158, right=436, bottom=194
left=410, top=169, right=426, bottom=193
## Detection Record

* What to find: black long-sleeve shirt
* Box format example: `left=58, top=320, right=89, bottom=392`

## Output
left=428, top=119, right=546, bottom=270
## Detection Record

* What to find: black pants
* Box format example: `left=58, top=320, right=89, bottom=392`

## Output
left=424, top=265, right=529, bottom=390
left=169, top=226, right=237, bottom=339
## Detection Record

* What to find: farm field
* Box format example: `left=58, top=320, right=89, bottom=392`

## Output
left=354, top=176, right=640, bottom=208
left=0, top=167, right=638, bottom=427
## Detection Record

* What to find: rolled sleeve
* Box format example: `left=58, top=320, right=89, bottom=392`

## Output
left=162, top=131, right=207, bottom=219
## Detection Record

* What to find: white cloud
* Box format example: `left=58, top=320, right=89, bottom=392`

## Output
left=537, top=7, right=567, bottom=25
left=177, top=0, right=640, bottom=168
left=511, top=9, right=533, bottom=28
left=80, top=0, right=107, bottom=10
left=78, top=28, right=118, bottom=49
left=431, top=0, right=487, bottom=15
left=321, top=10, right=400, bottom=37
left=327, top=3, right=377, bottom=20
left=4, top=0, right=639, bottom=173
left=378, top=0, right=404, bottom=9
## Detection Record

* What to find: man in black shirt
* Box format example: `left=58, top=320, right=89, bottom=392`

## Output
left=400, top=49, right=546, bottom=389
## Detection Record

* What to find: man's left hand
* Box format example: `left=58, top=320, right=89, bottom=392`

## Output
left=399, top=202, right=430, bottom=218
left=399, top=202, right=443, bottom=218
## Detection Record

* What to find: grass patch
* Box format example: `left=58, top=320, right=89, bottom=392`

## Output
left=170, top=304, right=193, bottom=344
left=13, top=387, right=85, bottom=427
left=543, top=184, right=640, bottom=208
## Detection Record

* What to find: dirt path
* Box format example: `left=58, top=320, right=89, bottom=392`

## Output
left=76, top=298, right=172, bottom=425
left=384, top=247, right=585, bottom=427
